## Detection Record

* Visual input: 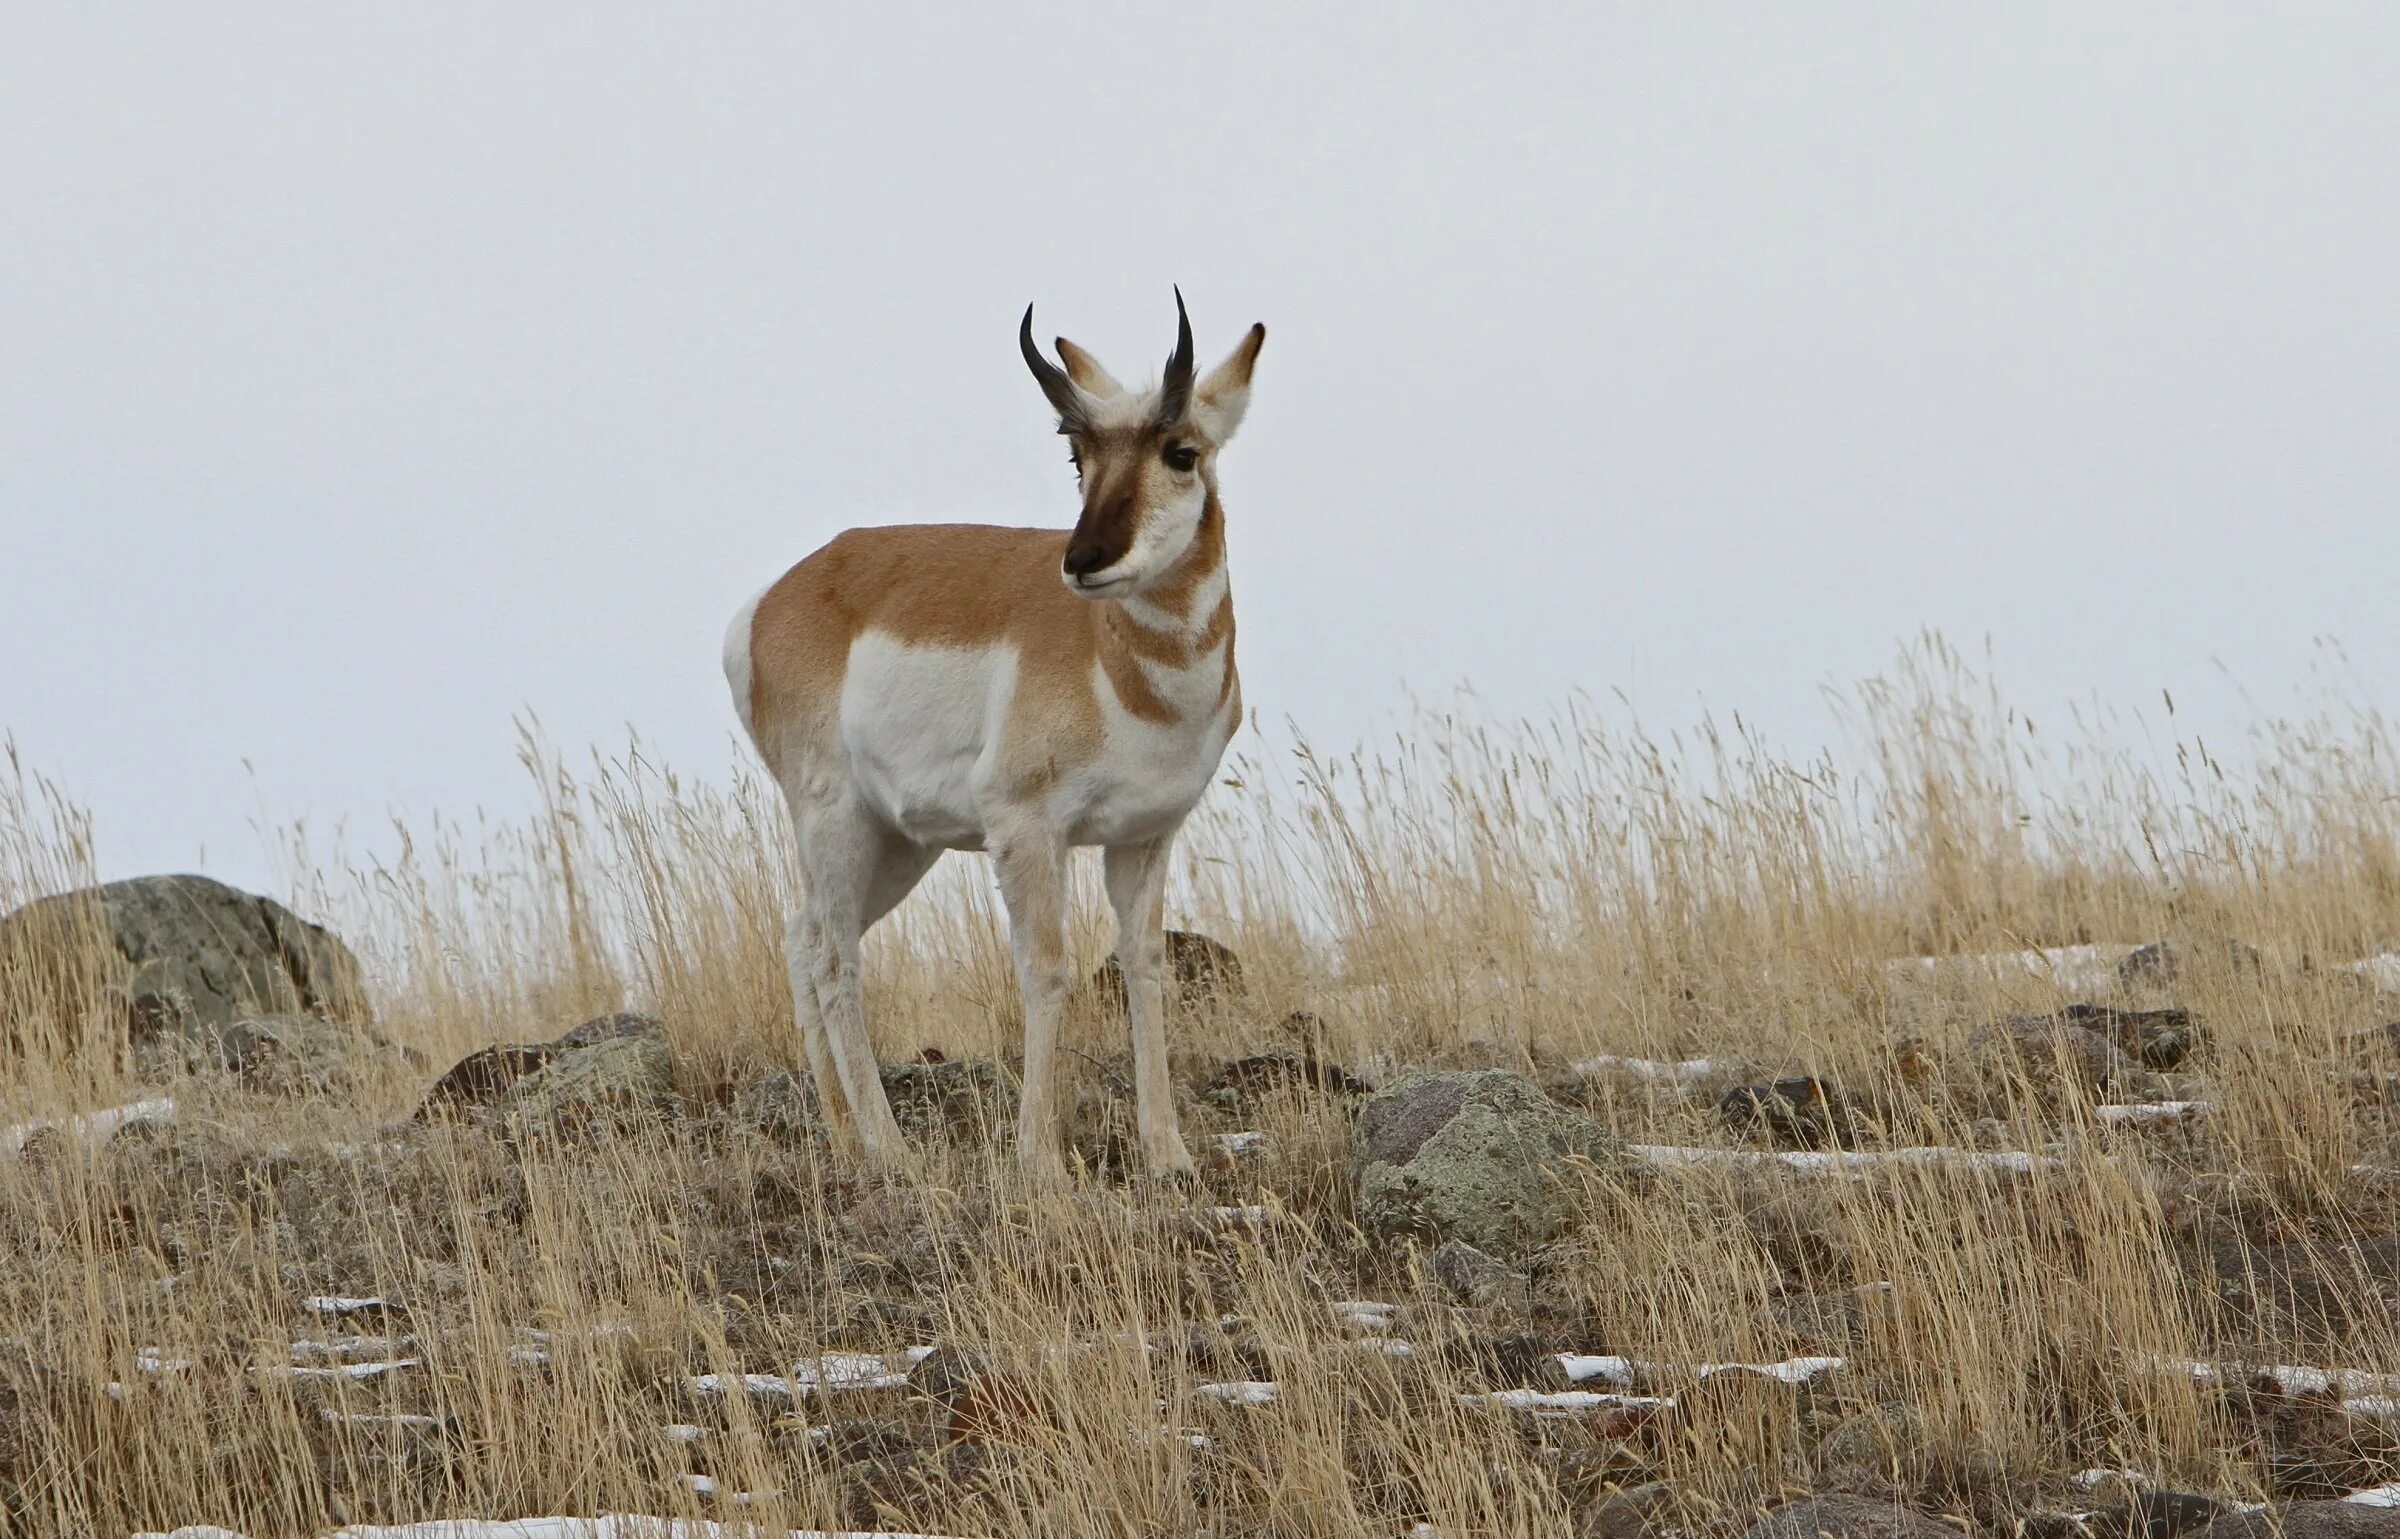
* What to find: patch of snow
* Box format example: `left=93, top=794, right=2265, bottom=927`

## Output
left=136, top=1348, right=195, bottom=1375
left=2345, top=1485, right=2400, bottom=1507
left=1213, top=1130, right=1266, bottom=1156
left=1554, top=1354, right=1636, bottom=1386
left=1570, top=1056, right=1727, bottom=1086
left=1700, top=1355, right=1843, bottom=1384
left=1635, top=1144, right=2057, bottom=1175
left=1461, top=1388, right=1674, bottom=1416
left=691, top=1350, right=932, bottom=1401
left=274, top=1358, right=420, bottom=1383
left=1203, top=1205, right=1271, bottom=1224
left=321, top=1409, right=448, bottom=1432
left=681, top=1475, right=779, bottom=1506
left=306, top=1296, right=402, bottom=1319
left=1329, top=1300, right=1399, bottom=1332
left=2346, top=954, right=2400, bottom=993
left=1553, top=1353, right=1840, bottom=1386
left=661, top=1424, right=708, bottom=1442
left=1351, top=1337, right=1414, bottom=1357
left=1196, top=1380, right=1280, bottom=1406
left=1885, top=945, right=2131, bottom=994
left=294, top=1337, right=411, bottom=1363
left=2096, top=1101, right=2213, bottom=1125
left=5, top=1096, right=177, bottom=1153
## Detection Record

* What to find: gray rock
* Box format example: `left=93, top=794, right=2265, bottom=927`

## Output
left=212, top=1012, right=413, bottom=1093
left=879, top=1058, right=1013, bottom=1139
left=2120, top=938, right=2262, bottom=988
left=1355, top=1069, right=1626, bottom=1257
left=1584, top=1481, right=1677, bottom=1539
left=0, top=873, right=371, bottom=1066
left=731, top=1070, right=820, bottom=1140
left=1967, top=1014, right=2157, bottom=1098
left=2193, top=1503, right=2400, bottom=1539
left=501, top=1028, right=678, bottom=1136
left=1816, top=1403, right=1935, bottom=1488
left=1743, top=1495, right=1955, bottom=1539
left=1090, top=929, right=1243, bottom=1015
left=2101, top=1492, right=2230, bottom=1539
left=417, top=1013, right=669, bottom=1122
left=1428, top=1237, right=1531, bottom=1311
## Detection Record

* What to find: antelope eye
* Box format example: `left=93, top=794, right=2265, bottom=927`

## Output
left=1163, top=443, right=1199, bottom=473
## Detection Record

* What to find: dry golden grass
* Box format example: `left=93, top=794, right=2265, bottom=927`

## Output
left=4, top=638, right=2399, bottom=1538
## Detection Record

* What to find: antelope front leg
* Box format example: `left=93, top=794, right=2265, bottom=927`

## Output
left=1104, top=836, right=1196, bottom=1180
left=991, top=826, right=1073, bottom=1184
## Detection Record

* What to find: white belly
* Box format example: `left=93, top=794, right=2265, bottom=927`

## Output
left=835, top=633, right=1235, bottom=851
left=837, top=634, right=1007, bottom=847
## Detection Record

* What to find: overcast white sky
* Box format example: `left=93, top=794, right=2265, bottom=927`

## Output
left=4, top=5, right=2398, bottom=892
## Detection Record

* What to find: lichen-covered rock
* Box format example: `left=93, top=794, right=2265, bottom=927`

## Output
left=1355, top=1069, right=1624, bottom=1257
left=0, top=873, right=371, bottom=1066
left=1743, top=1495, right=1956, bottom=1539
left=500, top=1022, right=678, bottom=1136
left=211, top=1012, right=415, bottom=1093
left=879, top=1058, right=1013, bottom=1140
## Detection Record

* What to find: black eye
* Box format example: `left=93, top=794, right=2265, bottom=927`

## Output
left=1163, top=444, right=1199, bottom=473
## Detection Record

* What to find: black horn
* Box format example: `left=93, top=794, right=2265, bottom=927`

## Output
left=1019, top=304, right=1087, bottom=427
left=1156, top=285, right=1196, bottom=426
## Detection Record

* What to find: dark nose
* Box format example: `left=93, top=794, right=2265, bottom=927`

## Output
left=1063, top=540, right=1113, bottom=577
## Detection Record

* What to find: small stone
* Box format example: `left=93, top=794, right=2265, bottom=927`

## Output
left=1089, top=930, right=1243, bottom=1015
left=1428, top=1239, right=1531, bottom=1312
left=2120, top=939, right=2261, bottom=988
left=1584, top=1481, right=1677, bottom=1539
left=1718, top=1076, right=1855, bottom=1148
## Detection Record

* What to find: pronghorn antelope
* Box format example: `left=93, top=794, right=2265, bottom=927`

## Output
left=724, top=291, right=1265, bottom=1180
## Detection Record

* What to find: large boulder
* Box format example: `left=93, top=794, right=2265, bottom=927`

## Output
left=0, top=874, right=372, bottom=1070
left=1355, top=1069, right=1625, bottom=1257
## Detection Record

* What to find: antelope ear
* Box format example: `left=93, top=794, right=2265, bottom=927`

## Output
left=1191, top=323, right=1265, bottom=445
left=1054, top=338, right=1125, bottom=399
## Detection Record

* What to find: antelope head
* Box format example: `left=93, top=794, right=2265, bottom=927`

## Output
left=1019, top=289, right=1266, bottom=598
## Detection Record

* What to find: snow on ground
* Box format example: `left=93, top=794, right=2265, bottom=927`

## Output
left=2348, top=954, right=2400, bottom=993
left=1883, top=945, right=2130, bottom=994
left=2095, top=1101, right=2214, bottom=1125
left=4, top=1095, right=176, bottom=1152
left=1635, top=1144, right=2057, bottom=1175
left=1553, top=1354, right=1843, bottom=1387
left=1569, top=1056, right=1731, bottom=1086
left=2346, top=1484, right=2400, bottom=1507
left=688, top=1347, right=935, bottom=1400
left=1329, top=1299, right=1400, bottom=1332
left=1460, top=1388, right=1673, bottom=1416
left=1197, top=1380, right=1281, bottom=1406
